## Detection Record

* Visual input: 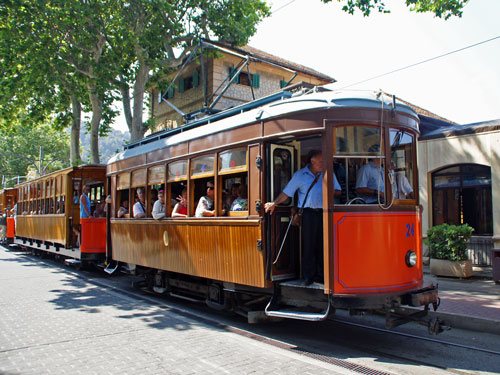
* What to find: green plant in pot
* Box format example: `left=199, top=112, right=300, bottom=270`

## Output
left=425, top=223, right=474, bottom=278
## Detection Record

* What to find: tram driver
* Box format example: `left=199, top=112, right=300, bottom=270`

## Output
left=264, top=150, right=341, bottom=286
left=355, top=144, right=384, bottom=204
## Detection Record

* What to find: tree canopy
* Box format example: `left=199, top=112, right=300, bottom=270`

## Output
left=323, top=0, right=468, bottom=19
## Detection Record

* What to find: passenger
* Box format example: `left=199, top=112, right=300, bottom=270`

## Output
left=117, top=200, right=129, bottom=218
left=133, top=188, right=146, bottom=218
left=391, top=164, right=414, bottom=199
left=172, top=188, right=188, bottom=218
left=230, top=184, right=248, bottom=211
left=355, top=145, right=384, bottom=203
left=80, top=184, right=92, bottom=218
left=264, top=150, right=341, bottom=286
left=195, top=181, right=225, bottom=217
left=0, top=209, right=7, bottom=242
left=93, top=199, right=106, bottom=217
left=152, top=190, right=166, bottom=220
left=225, top=183, right=239, bottom=209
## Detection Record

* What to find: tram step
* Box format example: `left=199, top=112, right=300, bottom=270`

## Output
left=265, top=294, right=331, bottom=322
left=64, top=259, right=81, bottom=267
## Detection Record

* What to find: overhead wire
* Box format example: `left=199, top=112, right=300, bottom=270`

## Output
left=339, top=35, right=500, bottom=89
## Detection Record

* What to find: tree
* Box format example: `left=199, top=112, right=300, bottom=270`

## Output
left=0, top=119, right=71, bottom=186
left=321, top=0, right=468, bottom=19
left=115, top=0, right=271, bottom=141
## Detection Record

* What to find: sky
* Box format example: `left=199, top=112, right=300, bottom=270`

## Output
left=111, top=0, right=500, bottom=131
left=247, top=0, right=500, bottom=125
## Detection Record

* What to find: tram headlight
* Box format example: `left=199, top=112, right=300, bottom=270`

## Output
left=405, top=250, right=417, bottom=267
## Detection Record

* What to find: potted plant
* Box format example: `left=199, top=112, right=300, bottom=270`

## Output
left=425, top=223, right=474, bottom=278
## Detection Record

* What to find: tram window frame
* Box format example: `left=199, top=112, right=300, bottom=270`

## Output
left=190, top=154, right=216, bottom=217
left=148, top=164, right=166, bottom=217
left=333, top=125, right=386, bottom=205
left=389, top=129, right=416, bottom=202
left=131, top=169, right=147, bottom=219
left=117, top=172, right=131, bottom=218
left=167, top=160, right=188, bottom=217
left=218, top=149, right=249, bottom=216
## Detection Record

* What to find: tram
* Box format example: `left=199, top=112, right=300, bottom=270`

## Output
left=0, top=188, right=17, bottom=244
left=106, top=87, right=442, bottom=332
left=14, top=165, right=107, bottom=263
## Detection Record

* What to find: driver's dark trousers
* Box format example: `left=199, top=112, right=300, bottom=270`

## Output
left=301, top=208, right=323, bottom=282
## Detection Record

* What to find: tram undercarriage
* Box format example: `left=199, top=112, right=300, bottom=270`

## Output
left=126, top=265, right=446, bottom=334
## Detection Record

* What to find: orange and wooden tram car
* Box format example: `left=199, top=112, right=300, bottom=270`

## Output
left=13, top=165, right=107, bottom=262
left=105, top=88, right=442, bottom=332
left=0, top=188, right=17, bottom=244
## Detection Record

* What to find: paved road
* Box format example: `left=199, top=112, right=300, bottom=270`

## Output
left=0, top=247, right=353, bottom=375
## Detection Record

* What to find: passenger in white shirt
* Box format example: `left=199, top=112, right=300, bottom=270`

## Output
left=152, top=190, right=166, bottom=219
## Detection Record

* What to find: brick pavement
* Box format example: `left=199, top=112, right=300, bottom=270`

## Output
left=0, top=248, right=353, bottom=375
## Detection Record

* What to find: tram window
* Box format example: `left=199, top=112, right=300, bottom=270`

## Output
left=218, top=149, right=248, bottom=215
left=117, top=172, right=131, bottom=218
left=272, top=148, right=292, bottom=205
left=334, top=125, right=385, bottom=204
left=167, top=161, right=188, bottom=217
left=193, top=178, right=216, bottom=217
left=191, top=155, right=214, bottom=177
left=148, top=165, right=166, bottom=217
left=390, top=129, right=415, bottom=201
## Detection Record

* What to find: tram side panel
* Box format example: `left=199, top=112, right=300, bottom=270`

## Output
left=16, top=215, right=67, bottom=246
left=6, top=217, right=16, bottom=240
left=110, top=219, right=267, bottom=288
left=333, top=210, right=423, bottom=294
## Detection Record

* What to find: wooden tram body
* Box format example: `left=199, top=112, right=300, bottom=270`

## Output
left=107, top=88, right=440, bottom=329
left=14, top=165, right=107, bottom=261
left=0, top=188, right=17, bottom=243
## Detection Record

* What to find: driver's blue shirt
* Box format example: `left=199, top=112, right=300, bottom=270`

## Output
left=283, top=165, right=341, bottom=209
left=355, top=161, right=384, bottom=203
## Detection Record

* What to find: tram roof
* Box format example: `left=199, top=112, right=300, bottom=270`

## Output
left=108, top=89, right=417, bottom=164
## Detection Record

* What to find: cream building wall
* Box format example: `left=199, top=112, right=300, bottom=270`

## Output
left=418, top=130, right=500, bottom=246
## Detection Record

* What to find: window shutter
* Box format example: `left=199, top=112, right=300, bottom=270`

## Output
left=193, top=70, right=199, bottom=87
left=280, top=80, right=288, bottom=88
left=167, top=87, right=175, bottom=98
left=229, top=67, right=240, bottom=84
left=178, top=78, right=185, bottom=93
left=252, top=74, right=260, bottom=88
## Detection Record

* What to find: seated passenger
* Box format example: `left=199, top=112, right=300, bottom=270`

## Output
left=117, top=200, right=129, bottom=218
left=94, top=199, right=106, bottom=217
left=133, top=188, right=146, bottom=218
left=355, top=145, right=384, bottom=203
left=172, top=188, right=188, bottom=218
left=195, top=181, right=225, bottom=217
left=152, top=190, right=166, bottom=220
left=230, top=184, right=248, bottom=211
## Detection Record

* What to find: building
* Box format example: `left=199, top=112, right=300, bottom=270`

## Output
left=419, top=118, right=500, bottom=266
left=150, top=41, right=335, bottom=131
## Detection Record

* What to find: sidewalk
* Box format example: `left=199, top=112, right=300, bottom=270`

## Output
left=422, top=265, right=500, bottom=334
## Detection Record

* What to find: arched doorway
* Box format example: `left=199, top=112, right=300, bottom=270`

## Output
left=432, top=164, right=492, bottom=234
left=431, top=164, right=493, bottom=265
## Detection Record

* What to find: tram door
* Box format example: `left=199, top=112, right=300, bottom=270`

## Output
left=268, top=144, right=300, bottom=281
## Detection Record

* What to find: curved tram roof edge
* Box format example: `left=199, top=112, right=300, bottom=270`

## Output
left=108, top=88, right=418, bottom=165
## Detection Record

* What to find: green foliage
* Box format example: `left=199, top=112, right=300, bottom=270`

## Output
left=424, top=223, right=474, bottom=261
left=0, top=119, right=71, bottom=186
left=320, top=0, right=467, bottom=19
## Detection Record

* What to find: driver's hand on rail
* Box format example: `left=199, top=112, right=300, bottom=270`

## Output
left=264, top=202, right=276, bottom=215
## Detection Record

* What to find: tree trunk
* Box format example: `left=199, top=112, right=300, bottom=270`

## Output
left=129, top=61, right=150, bottom=142
left=88, top=83, right=102, bottom=164
left=70, top=96, right=82, bottom=166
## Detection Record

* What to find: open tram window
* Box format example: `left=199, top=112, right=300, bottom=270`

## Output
left=190, top=154, right=217, bottom=217
left=219, top=149, right=248, bottom=216
left=131, top=169, right=147, bottom=218
left=390, top=129, right=416, bottom=201
left=167, top=160, right=188, bottom=217
left=333, top=125, right=385, bottom=204
left=116, top=172, right=131, bottom=218
left=148, top=165, right=165, bottom=217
